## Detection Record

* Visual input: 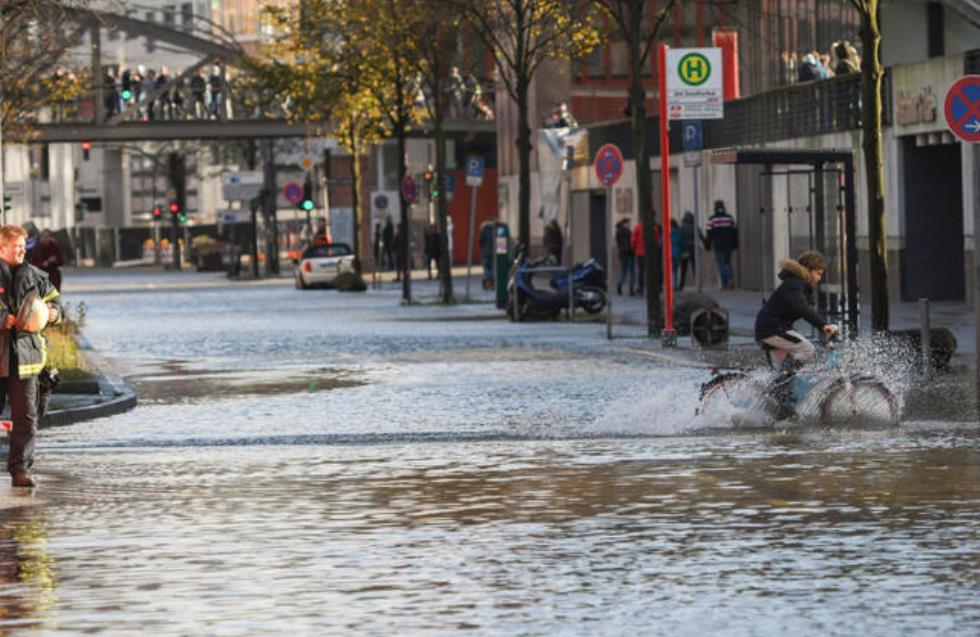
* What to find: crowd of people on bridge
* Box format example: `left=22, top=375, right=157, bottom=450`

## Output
left=786, top=39, right=862, bottom=84
left=102, top=62, right=227, bottom=122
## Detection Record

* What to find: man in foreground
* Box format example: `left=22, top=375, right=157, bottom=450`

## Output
left=0, top=225, right=62, bottom=489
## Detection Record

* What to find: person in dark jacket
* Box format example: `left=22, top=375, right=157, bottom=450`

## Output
left=423, top=223, right=441, bottom=280
left=479, top=221, right=496, bottom=289
left=705, top=200, right=738, bottom=289
left=0, top=225, right=63, bottom=489
left=543, top=218, right=563, bottom=263
left=614, top=218, right=634, bottom=296
left=29, top=230, right=65, bottom=291
left=754, top=250, right=838, bottom=371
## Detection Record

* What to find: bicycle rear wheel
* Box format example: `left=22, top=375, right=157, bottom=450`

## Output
left=698, top=372, right=779, bottom=427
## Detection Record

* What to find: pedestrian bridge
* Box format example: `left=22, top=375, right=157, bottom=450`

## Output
left=26, top=2, right=495, bottom=143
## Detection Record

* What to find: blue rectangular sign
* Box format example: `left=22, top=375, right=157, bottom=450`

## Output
left=682, top=121, right=703, bottom=152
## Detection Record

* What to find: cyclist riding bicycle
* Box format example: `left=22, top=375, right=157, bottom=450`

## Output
left=754, top=250, right=838, bottom=414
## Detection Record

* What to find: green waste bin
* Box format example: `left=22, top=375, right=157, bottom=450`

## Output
left=493, top=222, right=512, bottom=308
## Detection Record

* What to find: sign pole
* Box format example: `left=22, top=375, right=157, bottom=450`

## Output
left=659, top=44, right=676, bottom=346
left=694, top=163, right=702, bottom=293
left=974, top=142, right=980, bottom=415
left=607, top=185, right=614, bottom=340
left=465, top=184, right=477, bottom=302
left=593, top=143, right=624, bottom=339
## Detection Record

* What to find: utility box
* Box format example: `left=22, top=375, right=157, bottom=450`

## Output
left=494, top=223, right=512, bottom=308
left=690, top=307, right=729, bottom=347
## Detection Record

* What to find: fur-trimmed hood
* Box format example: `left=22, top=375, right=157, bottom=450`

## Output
left=778, top=259, right=811, bottom=283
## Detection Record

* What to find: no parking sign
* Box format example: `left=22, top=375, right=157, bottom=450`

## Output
left=944, top=75, right=980, bottom=143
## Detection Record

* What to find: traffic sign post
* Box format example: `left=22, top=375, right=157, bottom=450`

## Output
left=945, top=75, right=980, bottom=407
left=659, top=44, right=677, bottom=346
left=665, top=48, right=724, bottom=121
left=464, top=156, right=485, bottom=303
left=594, top=144, right=623, bottom=340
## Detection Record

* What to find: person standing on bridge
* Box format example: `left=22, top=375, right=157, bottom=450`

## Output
left=0, top=225, right=63, bottom=489
left=209, top=63, right=224, bottom=119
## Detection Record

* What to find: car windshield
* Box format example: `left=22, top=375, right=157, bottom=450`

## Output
left=302, top=244, right=351, bottom=258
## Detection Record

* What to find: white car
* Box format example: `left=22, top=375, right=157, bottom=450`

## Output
left=294, top=243, right=356, bottom=289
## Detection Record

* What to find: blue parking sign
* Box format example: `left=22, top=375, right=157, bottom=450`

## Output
left=465, top=156, right=485, bottom=186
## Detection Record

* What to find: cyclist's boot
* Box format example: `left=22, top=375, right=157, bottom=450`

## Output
left=771, top=358, right=802, bottom=420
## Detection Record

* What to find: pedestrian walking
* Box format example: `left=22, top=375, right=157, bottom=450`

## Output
left=393, top=222, right=406, bottom=282
left=670, top=218, right=684, bottom=291
left=424, top=223, right=442, bottom=280
left=0, top=225, right=63, bottom=489
left=543, top=218, right=563, bottom=264
left=479, top=221, right=496, bottom=289
left=382, top=216, right=395, bottom=271
left=705, top=200, right=738, bottom=290
left=678, top=211, right=697, bottom=290
left=630, top=219, right=646, bottom=294
left=615, top=217, right=634, bottom=296
left=29, top=230, right=65, bottom=292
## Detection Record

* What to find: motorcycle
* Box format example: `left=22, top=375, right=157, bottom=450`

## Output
left=697, top=337, right=899, bottom=428
left=506, top=248, right=607, bottom=321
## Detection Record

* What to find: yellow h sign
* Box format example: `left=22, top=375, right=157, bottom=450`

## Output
left=678, top=53, right=711, bottom=86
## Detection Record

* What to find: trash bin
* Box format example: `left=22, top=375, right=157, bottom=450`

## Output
left=494, top=222, right=512, bottom=309
left=690, top=307, right=729, bottom=347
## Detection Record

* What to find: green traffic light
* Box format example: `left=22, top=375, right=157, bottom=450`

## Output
left=302, top=199, right=314, bottom=211
left=121, top=89, right=133, bottom=100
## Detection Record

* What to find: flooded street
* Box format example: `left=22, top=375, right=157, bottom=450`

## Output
left=1, top=271, right=978, bottom=635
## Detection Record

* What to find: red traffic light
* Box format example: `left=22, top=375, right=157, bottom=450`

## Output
left=169, top=202, right=180, bottom=213
left=152, top=206, right=162, bottom=217
left=80, top=141, right=92, bottom=151
left=422, top=170, right=433, bottom=181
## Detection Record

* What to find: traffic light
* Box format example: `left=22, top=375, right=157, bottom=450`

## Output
left=1, top=193, right=11, bottom=214
left=169, top=201, right=187, bottom=223
left=299, top=178, right=314, bottom=212
left=422, top=168, right=438, bottom=199
left=120, top=88, right=133, bottom=101
left=81, top=140, right=92, bottom=161
left=152, top=205, right=163, bottom=220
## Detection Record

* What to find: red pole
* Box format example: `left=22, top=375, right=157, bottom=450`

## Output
left=659, top=44, right=675, bottom=339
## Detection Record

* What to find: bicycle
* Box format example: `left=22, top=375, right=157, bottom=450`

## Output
left=697, top=337, right=900, bottom=428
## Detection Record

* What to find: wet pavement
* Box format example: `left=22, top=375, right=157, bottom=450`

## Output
left=0, top=269, right=977, bottom=635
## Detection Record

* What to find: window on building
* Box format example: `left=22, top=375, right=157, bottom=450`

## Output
left=163, top=5, right=176, bottom=26
left=585, top=45, right=604, bottom=78
left=610, top=40, right=630, bottom=77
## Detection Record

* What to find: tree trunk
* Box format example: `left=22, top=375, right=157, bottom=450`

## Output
left=349, top=129, right=362, bottom=270
left=628, top=10, right=662, bottom=337
left=516, top=76, right=532, bottom=248
left=859, top=2, right=888, bottom=331
left=396, top=122, right=412, bottom=302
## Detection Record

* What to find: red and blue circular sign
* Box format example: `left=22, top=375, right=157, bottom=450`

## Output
left=944, top=75, right=980, bottom=143
left=401, top=175, right=418, bottom=204
left=282, top=181, right=303, bottom=204
left=594, top=143, right=624, bottom=187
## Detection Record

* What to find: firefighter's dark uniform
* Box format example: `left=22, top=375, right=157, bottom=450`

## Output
left=0, top=261, right=62, bottom=478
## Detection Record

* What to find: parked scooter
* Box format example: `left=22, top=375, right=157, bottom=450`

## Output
left=506, top=246, right=607, bottom=321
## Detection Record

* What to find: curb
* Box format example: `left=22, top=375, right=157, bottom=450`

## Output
left=41, top=333, right=139, bottom=428
left=43, top=373, right=138, bottom=428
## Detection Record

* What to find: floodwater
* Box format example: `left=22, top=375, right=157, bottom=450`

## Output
left=1, top=271, right=977, bottom=635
